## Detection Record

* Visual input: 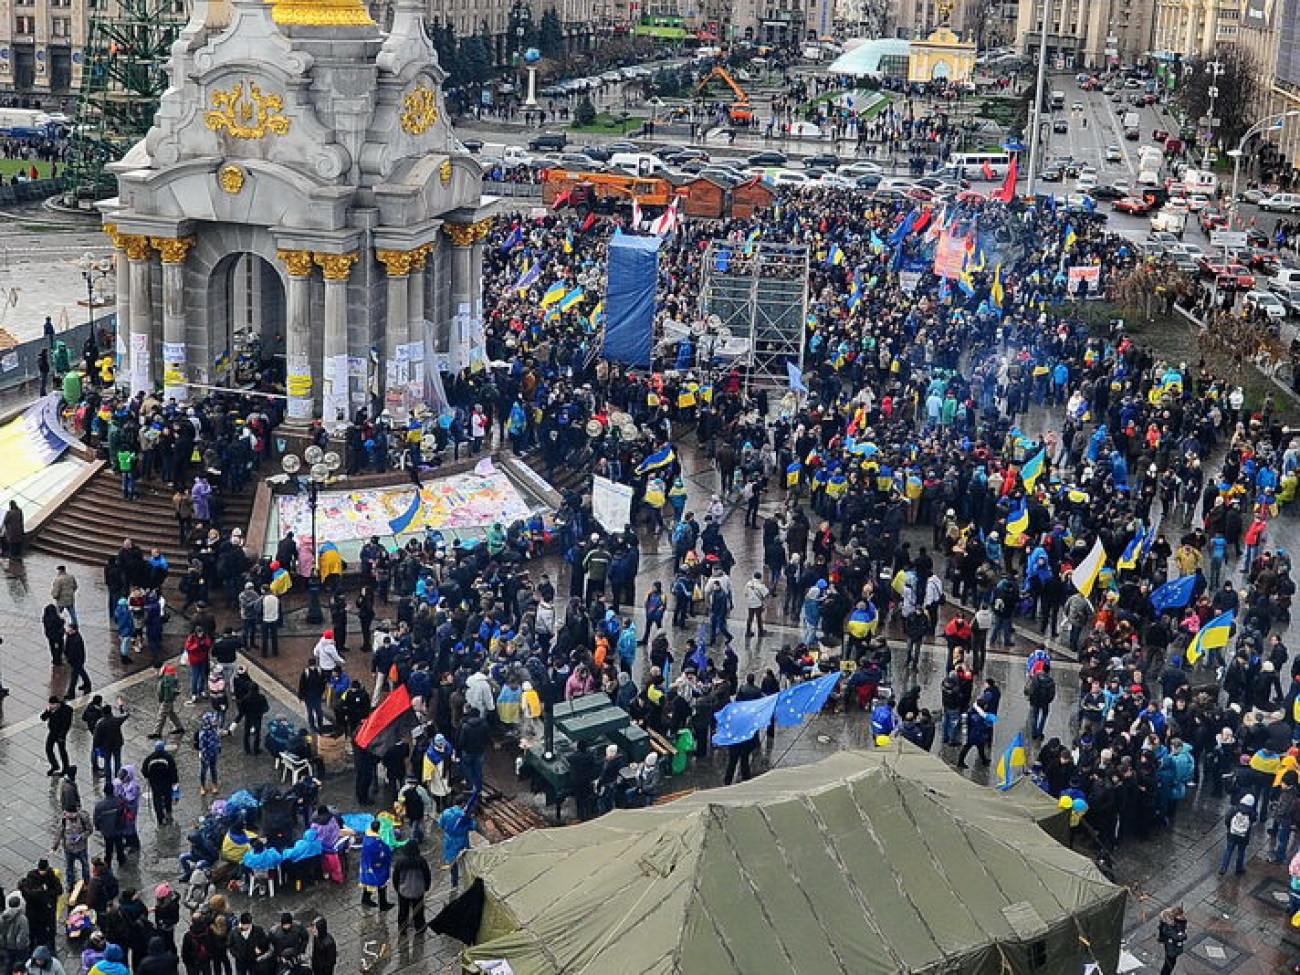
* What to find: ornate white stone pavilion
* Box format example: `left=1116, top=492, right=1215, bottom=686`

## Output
left=99, top=0, right=494, bottom=423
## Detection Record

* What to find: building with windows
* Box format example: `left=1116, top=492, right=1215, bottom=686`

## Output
left=1150, top=0, right=1238, bottom=58
left=1015, top=0, right=1154, bottom=69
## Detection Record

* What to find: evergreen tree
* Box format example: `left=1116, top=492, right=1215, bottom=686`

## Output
left=457, top=32, right=492, bottom=86
left=538, top=8, right=565, bottom=60
left=574, top=94, right=596, bottom=126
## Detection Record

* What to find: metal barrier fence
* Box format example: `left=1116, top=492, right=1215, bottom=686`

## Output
left=0, top=177, right=64, bottom=206
left=482, top=180, right=543, bottom=199
left=0, top=310, right=117, bottom=395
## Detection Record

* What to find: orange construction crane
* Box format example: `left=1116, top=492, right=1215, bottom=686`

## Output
left=541, top=169, right=677, bottom=211
left=693, top=65, right=753, bottom=123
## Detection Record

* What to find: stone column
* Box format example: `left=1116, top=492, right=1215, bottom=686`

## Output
left=375, top=248, right=414, bottom=417
left=314, top=251, right=358, bottom=430
left=276, top=249, right=315, bottom=424
left=118, top=233, right=154, bottom=396
left=104, top=224, right=131, bottom=369
left=151, top=236, right=195, bottom=402
left=407, top=244, right=430, bottom=404
left=443, top=223, right=482, bottom=371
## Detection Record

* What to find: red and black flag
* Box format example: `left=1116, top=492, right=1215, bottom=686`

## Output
left=355, top=684, right=418, bottom=756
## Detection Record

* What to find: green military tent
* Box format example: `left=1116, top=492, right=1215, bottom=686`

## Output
left=452, top=748, right=1125, bottom=975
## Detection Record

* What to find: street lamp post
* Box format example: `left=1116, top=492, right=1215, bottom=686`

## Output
left=1025, top=0, right=1052, bottom=200
left=1228, top=110, right=1300, bottom=228
left=280, top=445, right=341, bottom=624
left=78, top=251, right=111, bottom=353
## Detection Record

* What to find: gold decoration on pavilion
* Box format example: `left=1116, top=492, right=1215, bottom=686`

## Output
left=204, top=81, right=290, bottom=139
left=439, top=158, right=453, bottom=185
left=150, top=236, right=197, bottom=263
left=313, top=251, right=359, bottom=280
left=217, top=164, right=246, bottom=194
left=375, top=249, right=417, bottom=276
left=399, top=85, right=439, bottom=135
left=270, top=0, right=374, bottom=28
left=118, top=234, right=152, bottom=261
left=277, top=249, right=315, bottom=277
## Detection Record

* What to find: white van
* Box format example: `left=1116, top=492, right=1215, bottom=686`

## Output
left=1261, top=193, right=1300, bottom=213
left=948, top=151, right=1012, bottom=180
left=609, top=152, right=667, bottom=177
left=1272, top=268, right=1300, bottom=288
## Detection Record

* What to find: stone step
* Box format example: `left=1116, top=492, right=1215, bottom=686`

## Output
left=30, top=466, right=255, bottom=569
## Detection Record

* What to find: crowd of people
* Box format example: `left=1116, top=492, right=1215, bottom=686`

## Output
left=13, top=115, right=1300, bottom=973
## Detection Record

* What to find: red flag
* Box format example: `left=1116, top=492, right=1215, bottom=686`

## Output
left=981, top=160, right=994, bottom=181
left=552, top=187, right=571, bottom=209
left=911, top=207, right=932, bottom=234
left=997, top=155, right=1019, bottom=203
left=354, top=683, right=416, bottom=755
left=580, top=212, right=597, bottom=232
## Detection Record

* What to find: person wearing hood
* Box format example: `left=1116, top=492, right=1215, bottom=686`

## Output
left=421, top=734, right=454, bottom=812
left=80, top=931, right=108, bottom=975
left=390, top=842, right=432, bottom=936
left=195, top=713, right=221, bottom=797
left=88, top=944, right=129, bottom=975
left=137, top=936, right=179, bottom=975
left=27, top=945, right=67, bottom=975
left=1220, top=792, right=1258, bottom=875
left=113, top=766, right=142, bottom=853
left=0, top=892, right=30, bottom=974
left=311, top=631, right=344, bottom=678
left=437, top=800, right=477, bottom=888
left=358, top=821, right=394, bottom=911
left=463, top=670, right=495, bottom=722
left=307, top=919, right=335, bottom=975
left=179, top=916, right=212, bottom=975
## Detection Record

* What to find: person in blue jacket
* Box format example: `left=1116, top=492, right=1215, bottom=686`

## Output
left=439, top=800, right=478, bottom=888
left=358, top=821, right=394, bottom=911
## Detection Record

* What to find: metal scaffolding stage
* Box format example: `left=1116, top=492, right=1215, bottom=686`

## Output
left=698, top=239, right=808, bottom=389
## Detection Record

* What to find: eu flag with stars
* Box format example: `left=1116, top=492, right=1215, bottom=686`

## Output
left=773, top=672, right=841, bottom=727
left=1150, top=573, right=1197, bottom=613
left=711, top=694, right=778, bottom=746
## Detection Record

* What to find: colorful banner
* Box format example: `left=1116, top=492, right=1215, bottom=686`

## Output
left=275, top=470, right=533, bottom=542
left=0, top=393, right=80, bottom=491
left=933, top=232, right=971, bottom=280
left=1067, top=265, right=1102, bottom=294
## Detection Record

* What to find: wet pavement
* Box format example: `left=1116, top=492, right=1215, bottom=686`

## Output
left=6, top=422, right=1300, bottom=974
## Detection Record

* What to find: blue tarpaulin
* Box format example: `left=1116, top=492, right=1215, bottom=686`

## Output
left=602, top=231, right=661, bottom=367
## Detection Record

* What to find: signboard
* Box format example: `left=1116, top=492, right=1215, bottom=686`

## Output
left=1211, top=229, right=1248, bottom=249
left=1066, top=265, right=1102, bottom=294
left=898, top=270, right=922, bottom=292
left=591, top=474, right=633, bottom=533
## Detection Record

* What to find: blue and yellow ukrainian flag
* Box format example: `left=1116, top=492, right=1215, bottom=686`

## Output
left=1006, top=500, right=1029, bottom=539
left=560, top=286, right=585, bottom=311
left=1064, top=223, right=1078, bottom=250
left=1186, top=609, right=1234, bottom=664
left=514, top=262, right=541, bottom=294
left=1115, top=529, right=1143, bottom=571
left=635, top=444, right=676, bottom=476
left=990, top=264, right=1005, bottom=308
left=996, top=731, right=1027, bottom=789
left=826, top=243, right=845, bottom=266
left=1020, top=447, right=1046, bottom=491
left=540, top=280, right=567, bottom=308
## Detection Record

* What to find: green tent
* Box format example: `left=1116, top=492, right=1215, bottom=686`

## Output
left=457, top=748, right=1125, bottom=974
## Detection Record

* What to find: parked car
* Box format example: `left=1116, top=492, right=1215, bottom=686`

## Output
left=1113, top=196, right=1153, bottom=214
left=1261, top=193, right=1300, bottom=213
left=527, top=132, right=568, bottom=152
left=747, top=150, right=788, bottom=167
left=460, top=138, right=485, bottom=153
left=1268, top=281, right=1300, bottom=314
left=1244, top=289, right=1288, bottom=320
left=803, top=153, right=841, bottom=170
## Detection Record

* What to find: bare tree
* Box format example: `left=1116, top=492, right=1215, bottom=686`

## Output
left=1173, top=47, right=1263, bottom=151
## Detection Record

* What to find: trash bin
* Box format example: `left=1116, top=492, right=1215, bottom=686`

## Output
left=671, top=728, right=694, bottom=776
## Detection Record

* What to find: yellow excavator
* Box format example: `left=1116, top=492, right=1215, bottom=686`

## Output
left=693, top=65, right=753, bottom=123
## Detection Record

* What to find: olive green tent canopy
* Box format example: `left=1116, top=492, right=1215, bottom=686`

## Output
left=458, top=748, right=1125, bottom=975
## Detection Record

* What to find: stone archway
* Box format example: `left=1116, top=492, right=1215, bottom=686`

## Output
left=207, top=252, right=287, bottom=389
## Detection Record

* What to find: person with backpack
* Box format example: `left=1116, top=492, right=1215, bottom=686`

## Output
left=142, top=740, right=180, bottom=826
left=641, top=582, right=666, bottom=646
left=1024, top=661, right=1056, bottom=741
left=151, top=665, right=185, bottom=739
left=1220, top=793, right=1258, bottom=875
left=52, top=804, right=94, bottom=886
left=390, top=842, right=432, bottom=936
left=0, top=893, right=29, bottom=975
left=671, top=570, right=694, bottom=630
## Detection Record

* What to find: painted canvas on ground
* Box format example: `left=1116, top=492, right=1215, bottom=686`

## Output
left=276, top=471, right=533, bottom=542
